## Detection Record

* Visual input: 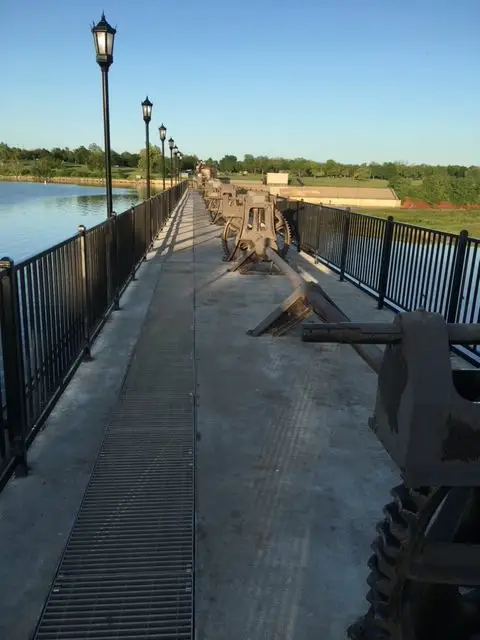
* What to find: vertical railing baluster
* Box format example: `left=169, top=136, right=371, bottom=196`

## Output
left=78, top=226, right=93, bottom=360
left=143, top=200, right=148, bottom=260
left=446, top=229, right=469, bottom=323
left=111, top=212, right=120, bottom=310
left=131, top=206, right=137, bottom=281
left=0, top=258, right=28, bottom=477
left=339, top=208, right=351, bottom=281
left=314, top=205, right=322, bottom=264
left=377, top=216, right=395, bottom=310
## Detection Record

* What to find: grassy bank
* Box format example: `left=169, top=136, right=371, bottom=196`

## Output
left=355, top=207, right=480, bottom=238
left=227, top=173, right=263, bottom=182
left=225, top=174, right=390, bottom=188
left=300, top=177, right=389, bottom=188
left=0, top=174, right=183, bottom=190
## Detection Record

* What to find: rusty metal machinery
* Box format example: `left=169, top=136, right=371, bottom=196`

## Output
left=209, top=183, right=240, bottom=225
left=221, top=192, right=292, bottom=265
left=217, top=190, right=247, bottom=227
left=195, top=162, right=218, bottom=192
left=203, top=179, right=222, bottom=215
left=202, top=180, right=239, bottom=222
left=195, top=176, right=480, bottom=634
left=245, top=244, right=480, bottom=638
left=304, top=314, right=480, bottom=640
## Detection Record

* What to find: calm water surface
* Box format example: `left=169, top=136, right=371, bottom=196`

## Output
left=0, top=181, right=142, bottom=262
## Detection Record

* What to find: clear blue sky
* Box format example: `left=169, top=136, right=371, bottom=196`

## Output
left=0, top=0, right=479, bottom=165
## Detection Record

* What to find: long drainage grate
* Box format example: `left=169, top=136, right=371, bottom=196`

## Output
left=33, top=204, right=195, bottom=639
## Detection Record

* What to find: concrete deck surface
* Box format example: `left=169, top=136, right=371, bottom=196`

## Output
left=0, top=190, right=402, bottom=640
left=192, top=193, right=399, bottom=639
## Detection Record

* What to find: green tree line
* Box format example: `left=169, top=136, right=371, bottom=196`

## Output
left=389, top=169, right=480, bottom=206
left=0, top=142, right=198, bottom=181
left=210, top=154, right=476, bottom=181
left=205, top=154, right=480, bottom=205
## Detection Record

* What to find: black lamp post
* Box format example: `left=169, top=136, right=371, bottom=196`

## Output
left=173, top=146, right=178, bottom=184
left=177, top=152, right=183, bottom=182
left=141, top=96, right=153, bottom=199
left=91, top=13, right=116, bottom=218
left=159, top=124, right=167, bottom=191
left=168, top=137, right=174, bottom=187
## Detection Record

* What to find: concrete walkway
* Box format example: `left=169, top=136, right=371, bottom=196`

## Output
left=192, top=193, right=399, bottom=639
left=0, top=190, right=400, bottom=639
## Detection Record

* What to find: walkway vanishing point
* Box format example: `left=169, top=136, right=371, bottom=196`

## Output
left=1, top=188, right=461, bottom=639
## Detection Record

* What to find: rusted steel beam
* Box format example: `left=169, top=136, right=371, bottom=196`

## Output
left=408, top=541, right=480, bottom=586
left=264, top=246, right=303, bottom=288
left=303, top=322, right=480, bottom=346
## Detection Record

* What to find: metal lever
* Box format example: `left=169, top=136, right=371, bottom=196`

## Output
left=302, top=322, right=480, bottom=346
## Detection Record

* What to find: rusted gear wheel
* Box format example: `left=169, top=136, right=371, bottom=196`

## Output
left=221, top=220, right=246, bottom=261
left=208, top=201, right=220, bottom=223
left=221, top=211, right=292, bottom=262
left=274, top=211, right=292, bottom=258
left=348, top=485, right=480, bottom=640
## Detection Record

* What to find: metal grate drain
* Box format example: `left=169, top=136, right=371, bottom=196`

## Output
left=33, top=209, right=196, bottom=639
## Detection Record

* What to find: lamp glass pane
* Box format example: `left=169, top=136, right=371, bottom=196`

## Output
left=106, top=32, right=114, bottom=56
left=96, top=31, right=107, bottom=55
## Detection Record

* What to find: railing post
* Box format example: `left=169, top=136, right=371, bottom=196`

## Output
left=0, top=258, right=28, bottom=477
left=130, top=205, right=137, bottom=281
left=299, top=199, right=305, bottom=253
left=77, top=226, right=92, bottom=361
left=143, top=201, right=148, bottom=261
left=111, top=212, right=120, bottom=310
left=295, top=200, right=301, bottom=252
left=377, top=216, right=395, bottom=310
left=151, top=197, right=156, bottom=242
left=339, top=208, right=351, bottom=281
left=162, top=192, right=166, bottom=226
left=447, top=229, right=469, bottom=323
left=314, top=204, right=322, bottom=264
left=148, top=198, right=154, bottom=250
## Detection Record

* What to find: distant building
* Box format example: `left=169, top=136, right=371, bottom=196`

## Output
left=270, top=186, right=400, bottom=208
left=264, top=172, right=289, bottom=186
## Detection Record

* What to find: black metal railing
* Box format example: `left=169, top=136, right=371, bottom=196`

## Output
left=0, top=181, right=188, bottom=488
left=278, top=198, right=480, bottom=366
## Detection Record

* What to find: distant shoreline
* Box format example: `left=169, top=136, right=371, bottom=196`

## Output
left=0, top=175, right=180, bottom=190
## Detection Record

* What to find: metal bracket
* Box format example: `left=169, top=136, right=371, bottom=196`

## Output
left=302, top=312, right=480, bottom=486
left=247, top=284, right=312, bottom=337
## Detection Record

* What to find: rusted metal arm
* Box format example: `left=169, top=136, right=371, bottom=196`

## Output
left=303, top=322, right=480, bottom=346
left=263, top=246, right=384, bottom=372
left=264, top=246, right=304, bottom=289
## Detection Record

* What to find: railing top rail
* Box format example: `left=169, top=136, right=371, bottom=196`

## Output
left=277, top=195, right=480, bottom=242
left=15, top=232, right=81, bottom=269
left=0, top=180, right=188, bottom=491
left=8, top=184, right=184, bottom=270
left=84, top=217, right=112, bottom=235
left=391, top=218, right=465, bottom=240
left=347, top=209, right=387, bottom=224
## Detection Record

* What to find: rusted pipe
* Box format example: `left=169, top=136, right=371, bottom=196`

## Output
left=263, top=246, right=384, bottom=373
left=303, top=322, right=480, bottom=346
left=264, top=246, right=304, bottom=289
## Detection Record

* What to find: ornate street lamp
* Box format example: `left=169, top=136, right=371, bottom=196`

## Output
left=141, top=96, right=153, bottom=199
left=177, top=152, right=183, bottom=182
left=168, top=137, right=174, bottom=187
left=174, top=150, right=178, bottom=184
left=159, top=123, right=167, bottom=191
left=91, top=13, right=116, bottom=218
left=173, top=145, right=179, bottom=184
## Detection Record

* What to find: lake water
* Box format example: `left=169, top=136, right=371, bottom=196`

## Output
left=0, top=181, right=141, bottom=263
